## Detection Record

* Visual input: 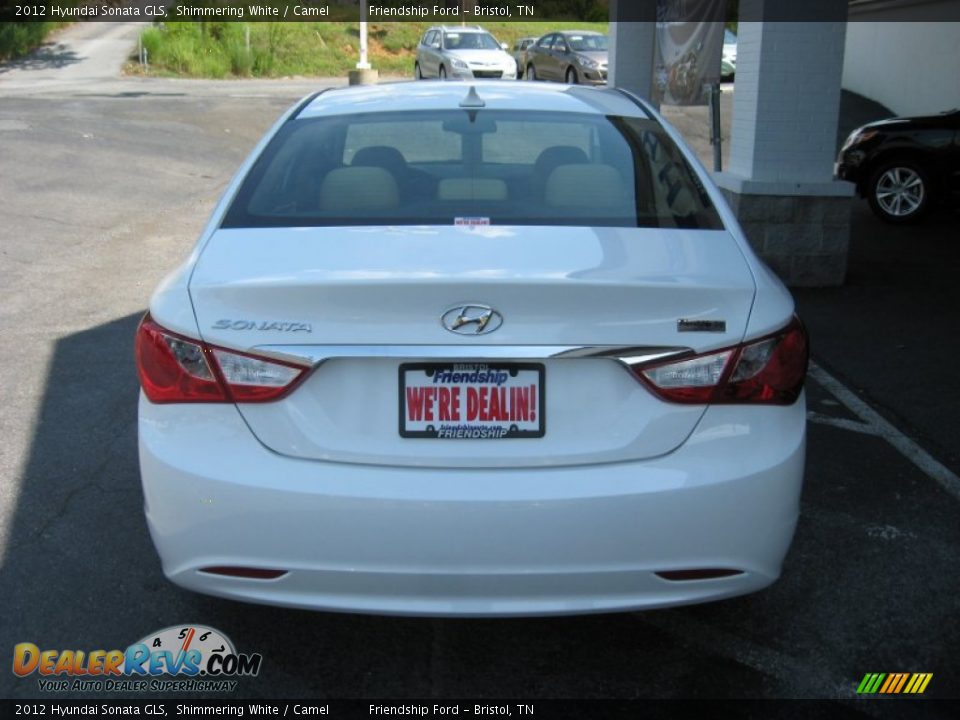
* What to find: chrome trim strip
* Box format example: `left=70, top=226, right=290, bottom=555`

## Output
left=253, top=344, right=693, bottom=369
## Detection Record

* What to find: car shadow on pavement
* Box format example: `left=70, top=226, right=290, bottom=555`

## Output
left=0, top=43, right=83, bottom=75
left=0, top=313, right=157, bottom=687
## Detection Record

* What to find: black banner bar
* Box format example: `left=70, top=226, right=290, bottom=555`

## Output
left=2, top=699, right=960, bottom=720
left=2, top=0, right=960, bottom=23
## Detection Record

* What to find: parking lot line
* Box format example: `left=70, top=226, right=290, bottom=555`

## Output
left=806, top=411, right=877, bottom=436
left=809, top=362, right=960, bottom=502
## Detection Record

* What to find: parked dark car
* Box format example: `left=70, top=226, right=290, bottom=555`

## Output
left=835, top=109, right=960, bottom=223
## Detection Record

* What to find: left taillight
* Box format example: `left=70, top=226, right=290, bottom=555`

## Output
left=637, top=316, right=809, bottom=405
left=135, top=315, right=307, bottom=403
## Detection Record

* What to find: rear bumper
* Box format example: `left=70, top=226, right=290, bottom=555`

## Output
left=139, top=394, right=806, bottom=616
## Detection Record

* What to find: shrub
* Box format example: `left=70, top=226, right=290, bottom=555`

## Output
left=0, top=22, right=66, bottom=62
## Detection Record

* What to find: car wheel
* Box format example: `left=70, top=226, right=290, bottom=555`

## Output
left=439, top=65, right=447, bottom=80
left=867, top=160, right=930, bottom=223
left=415, top=62, right=423, bottom=80
left=526, top=64, right=537, bottom=81
left=566, top=67, right=579, bottom=84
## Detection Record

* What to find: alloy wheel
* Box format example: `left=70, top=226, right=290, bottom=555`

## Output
left=874, top=166, right=925, bottom=218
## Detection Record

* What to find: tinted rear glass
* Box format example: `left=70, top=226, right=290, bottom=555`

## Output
left=222, top=110, right=723, bottom=230
left=568, top=35, right=608, bottom=51
left=444, top=32, right=500, bottom=50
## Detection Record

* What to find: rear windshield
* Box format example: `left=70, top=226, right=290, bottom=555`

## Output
left=222, top=110, right=723, bottom=230
left=444, top=32, right=500, bottom=50
left=568, top=35, right=608, bottom=51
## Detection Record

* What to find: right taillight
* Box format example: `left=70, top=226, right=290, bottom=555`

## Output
left=637, top=316, right=808, bottom=405
left=135, top=315, right=308, bottom=404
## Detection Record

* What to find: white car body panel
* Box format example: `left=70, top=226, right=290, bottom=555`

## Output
left=236, top=357, right=708, bottom=467
left=300, top=81, right=645, bottom=118
left=190, top=226, right=756, bottom=467
left=191, top=226, right=752, bottom=350
left=140, top=396, right=805, bottom=616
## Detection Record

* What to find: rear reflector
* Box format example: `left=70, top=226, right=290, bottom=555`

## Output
left=637, top=316, right=808, bottom=405
left=655, top=569, right=744, bottom=581
left=199, top=566, right=288, bottom=580
left=136, top=315, right=308, bottom=404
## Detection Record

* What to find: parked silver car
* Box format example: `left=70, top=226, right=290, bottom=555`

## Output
left=511, top=36, right=539, bottom=79
left=415, top=26, right=517, bottom=80
left=524, top=30, right=608, bottom=85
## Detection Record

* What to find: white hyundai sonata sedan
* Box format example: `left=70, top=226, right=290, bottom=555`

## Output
left=137, top=81, right=808, bottom=616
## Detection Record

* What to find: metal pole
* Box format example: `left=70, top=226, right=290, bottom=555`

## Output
left=357, top=1, right=370, bottom=70
left=710, top=82, right=722, bottom=172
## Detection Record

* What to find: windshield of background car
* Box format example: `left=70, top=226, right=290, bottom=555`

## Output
left=568, top=35, right=609, bottom=51
left=444, top=32, right=500, bottom=50
left=222, top=110, right=723, bottom=230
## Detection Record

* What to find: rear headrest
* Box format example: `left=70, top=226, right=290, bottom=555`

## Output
left=319, top=167, right=399, bottom=212
left=534, top=146, right=590, bottom=178
left=351, top=146, right=408, bottom=174
left=545, top=164, right=627, bottom=209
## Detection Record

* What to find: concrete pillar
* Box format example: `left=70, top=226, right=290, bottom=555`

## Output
left=608, top=1, right=657, bottom=104
left=714, top=0, right=854, bottom=286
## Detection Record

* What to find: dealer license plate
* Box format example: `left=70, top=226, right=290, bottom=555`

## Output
left=399, top=362, right=545, bottom=439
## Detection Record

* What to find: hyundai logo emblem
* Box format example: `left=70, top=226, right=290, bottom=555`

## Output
left=441, top=304, right=503, bottom=335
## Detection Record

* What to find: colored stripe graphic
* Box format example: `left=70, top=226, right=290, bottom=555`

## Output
left=910, top=673, right=933, bottom=694
left=857, top=672, right=932, bottom=694
left=892, top=673, right=909, bottom=693
left=879, top=674, right=896, bottom=693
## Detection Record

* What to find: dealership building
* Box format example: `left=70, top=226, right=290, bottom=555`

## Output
left=609, top=0, right=960, bottom=286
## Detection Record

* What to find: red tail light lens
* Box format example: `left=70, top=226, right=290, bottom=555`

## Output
left=721, top=317, right=809, bottom=404
left=638, top=317, right=808, bottom=405
left=135, top=315, right=307, bottom=403
left=136, top=317, right=226, bottom=403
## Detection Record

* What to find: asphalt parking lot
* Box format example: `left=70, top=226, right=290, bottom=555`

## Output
left=1, top=27, right=958, bottom=709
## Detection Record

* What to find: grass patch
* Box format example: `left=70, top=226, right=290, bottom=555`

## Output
left=132, top=21, right=609, bottom=78
left=0, top=22, right=70, bottom=63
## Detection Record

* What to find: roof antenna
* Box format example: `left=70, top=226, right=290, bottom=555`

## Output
left=460, top=86, right=485, bottom=108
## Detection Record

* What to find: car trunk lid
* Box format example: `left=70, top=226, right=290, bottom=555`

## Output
left=189, top=225, right=756, bottom=467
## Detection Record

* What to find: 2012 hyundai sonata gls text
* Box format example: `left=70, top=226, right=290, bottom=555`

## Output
left=136, top=81, right=808, bottom=616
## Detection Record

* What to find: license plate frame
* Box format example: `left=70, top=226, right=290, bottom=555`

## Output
left=399, top=362, right=545, bottom=439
